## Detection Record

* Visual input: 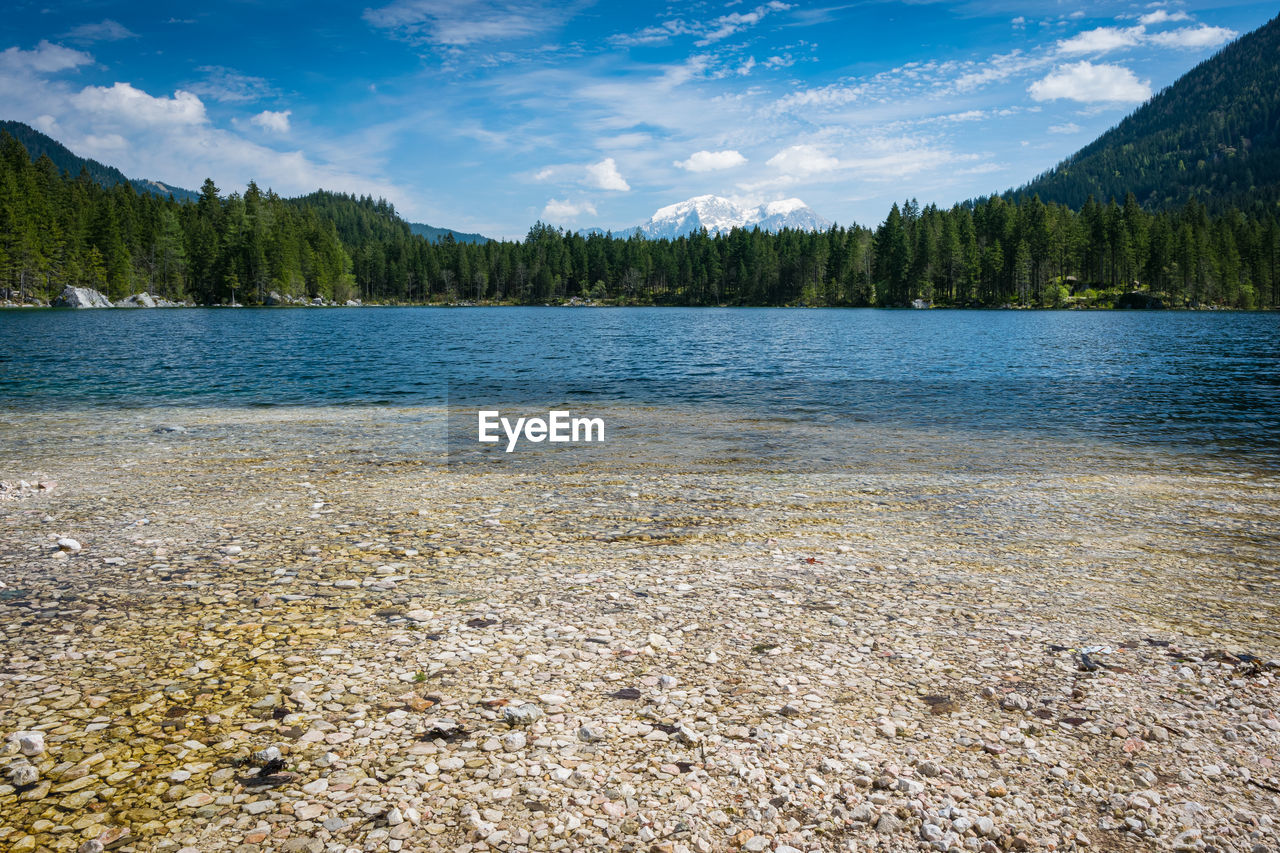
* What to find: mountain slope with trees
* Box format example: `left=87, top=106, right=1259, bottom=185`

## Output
left=3, top=124, right=1274, bottom=308
left=0, top=119, right=489, bottom=244
left=1011, top=13, right=1280, bottom=214
left=0, top=120, right=199, bottom=203
left=407, top=221, right=491, bottom=245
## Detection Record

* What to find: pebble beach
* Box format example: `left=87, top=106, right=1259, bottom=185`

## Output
left=2, top=405, right=1279, bottom=853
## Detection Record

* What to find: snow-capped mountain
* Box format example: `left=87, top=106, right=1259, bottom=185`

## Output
left=631, top=195, right=831, bottom=239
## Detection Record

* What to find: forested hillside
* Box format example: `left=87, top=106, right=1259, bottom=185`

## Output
left=2, top=126, right=1276, bottom=307
left=0, top=134, right=353, bottom=304
left=408, top=221, right=491, bottom=245
left=1012, top=14, right=1280, bottom=214
left=0, top=120, right=199, bottom=203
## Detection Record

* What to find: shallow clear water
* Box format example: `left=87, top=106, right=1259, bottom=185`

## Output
left=2, top=307, right=1277, bottom=462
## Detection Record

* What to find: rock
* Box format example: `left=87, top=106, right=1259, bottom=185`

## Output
left=897, top=777, right=925, bottom=795
left=7, top=762, right=39, bottom=786
left=57, top=538, right=82, bottom=553
left=502, top=703, right=544, bottom=726
left=875, top=813, right=903, bottom=834
left=78, top=842, right=105, bottom=853
left=153, top=424, right=187, bottom=434
left=53, top=285, right=112, bottom=308
left=1171, top=830, right=1202, bottom=852
left=115, top=292, right=158, bottom=308
left=501, top=732, right=526, bottom=752
left=1000, top=692, right=1030, bottom=712
left=742, top=837, right=769, bottom=852
left=578, top=725, right=605, bottom=742
left=13, top=731, right=45, bottom=756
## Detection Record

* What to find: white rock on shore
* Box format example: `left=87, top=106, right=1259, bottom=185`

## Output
left=114, top=292, right=185, bottom=307
left=52, top=286, right=112, bottom=308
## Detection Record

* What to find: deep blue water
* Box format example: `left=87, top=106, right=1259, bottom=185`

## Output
left=1, top=307, right=1278, bottom=459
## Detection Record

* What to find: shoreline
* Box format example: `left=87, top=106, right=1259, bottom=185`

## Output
left=2, top=408, right=1278, bottom=852
left=3, top=302, right=1270, bottom=311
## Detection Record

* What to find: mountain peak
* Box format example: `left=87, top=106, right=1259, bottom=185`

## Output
left=634, top=195, right=831, bottom=239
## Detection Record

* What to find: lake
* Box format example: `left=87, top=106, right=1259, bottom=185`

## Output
left=1, top=307, right=1277, bottom=464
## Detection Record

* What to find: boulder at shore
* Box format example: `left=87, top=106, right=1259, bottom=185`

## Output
left=114, top=292, right=183, bottom=308
left=115, top=292, right=157, bottom=308
left=52, top=286, right=112, bottom=308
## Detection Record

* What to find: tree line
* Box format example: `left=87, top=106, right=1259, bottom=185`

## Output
left=1, top=130, right=1277, bottom=308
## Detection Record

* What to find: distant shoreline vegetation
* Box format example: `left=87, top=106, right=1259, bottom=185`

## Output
left=2, top=132, right=1278, bottom=311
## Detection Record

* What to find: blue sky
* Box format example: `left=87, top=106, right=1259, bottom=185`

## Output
left=1, top=1, right=1274, bottom=238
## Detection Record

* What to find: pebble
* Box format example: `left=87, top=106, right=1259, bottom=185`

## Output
left=6, top=763, right=39, bottom=786
left=0, top=407, right=1276, bottom=853
left=502, top=703, right=544, bottom=726
left=13, top=732, right=45, bottom=756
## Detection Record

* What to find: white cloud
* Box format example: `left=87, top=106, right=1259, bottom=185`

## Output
left=1029, top=61, right=1151, bottom=104
left=675, top=149, right=747, bottom=172
left=541, top=198, right=596, bottom=221
left=0, top=40, right=92, bottom=74
left=32, top=114, right=59, bottom=134
left=1057, top=21, right=1236, bottom=55
left=1139, top=9, right=1190, bottom=25
left=1048, top=122, right=1081, bottom=134
left=534, top=158, right=631, bottom=191
left=187, top=66, right=278, bottom=103
left=614, top=2, right=791, bottom=47
left=939, top=109, right=986, bottom=122
left=364, top=0, right=563, bottom=46
left=63, top=20, right=138, bottom=43
left=1147, top=25, right=1236, bottom=49
left=766, top=144, right=839, bottom=177
left=584, top=158, right=630, bottom=191
left=952, top=51, right=1040, bottom=93
left=250, top=109, right=291, bottom=133
left=71, top=83, right=208, bottom=127
left=696, top=1, right=792, bottom=46
left=1057, top=26, right=1144, bottom=55
left=609, top=19, right=695, bottom=47
left=0, top=50, right=409, bottom=214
